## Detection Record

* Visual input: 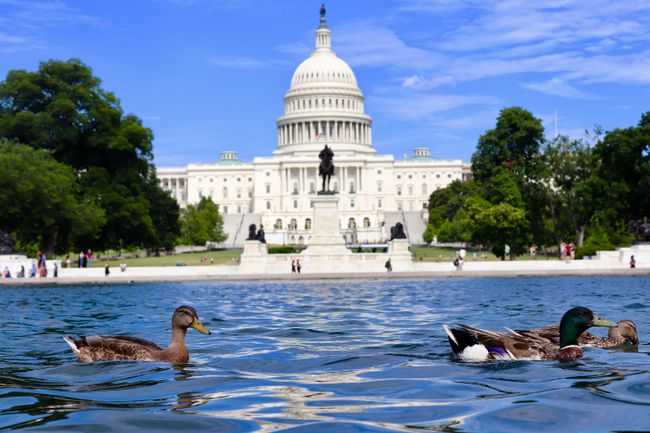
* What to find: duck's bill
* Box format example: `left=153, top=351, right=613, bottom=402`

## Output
left=592, top=317, right=616, bottom=327
left=191, top=319, right=212, bottom=335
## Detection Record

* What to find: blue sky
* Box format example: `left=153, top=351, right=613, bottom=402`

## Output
left=1, top=0, right=649, bottom=167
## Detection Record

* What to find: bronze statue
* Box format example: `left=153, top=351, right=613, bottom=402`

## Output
left=390, top=223, right=407, bottom=240
left=0, top=232, right=18, bottom=254
left=318, top=144, right=335, bottom=193
left=246, top=224, right=266, bottom=244
left=247, top=224, right=257, bottom=241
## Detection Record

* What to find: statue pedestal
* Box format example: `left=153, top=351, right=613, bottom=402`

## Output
left=239, top=240, right=269, bottom=274
left=301, top=195, right=350, bottom=256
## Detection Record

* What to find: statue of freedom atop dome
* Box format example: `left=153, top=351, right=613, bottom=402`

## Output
left=318, top=144, right=335, bottom=194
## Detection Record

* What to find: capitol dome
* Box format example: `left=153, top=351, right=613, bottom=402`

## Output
left=290, top=50, right=358, bottom=90
left=274, top=5, right=374, bottom=156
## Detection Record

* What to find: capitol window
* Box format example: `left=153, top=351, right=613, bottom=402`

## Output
left=236, top=188, right=241, bottom=198
left=377, top=181, right=382, bottom=192
left=350, top=198, right=355, bottom=208
left=397, top=186, right=402, bottom=196
left=237, top=205, right=241, bottom=214
left=289, top=219, right=298, bottom=230
left=275, top=219, right=282, bottom=229
left=293, top=200, right=298, bottom=209
left=436, top=174, right=440, bottom=178
left=266, top=201, right=271, bottom=210
left=363, top=217, right=370, bottom=228
left=448, top=174, right=452, bottom=178
left=266, top=184, right=271, bottom=194
left=223, top=187, right=228, bottom=198
left=223, top=206, right=228, bottom=214
left=348, top=218, right=356, bottom=229
left=305, top=218, right=312, bottom=230
left=378, top=198, right=383, bottom=208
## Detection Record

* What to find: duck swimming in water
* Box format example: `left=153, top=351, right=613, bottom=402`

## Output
left=515, top=319, right=638, bottom=348
left=63, top=306, right=211, bottom=363
left=443, top=307, right=615, bottom=361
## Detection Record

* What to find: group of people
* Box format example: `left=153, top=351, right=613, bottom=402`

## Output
left=291, top=259, right=302, bottom=274
left=560, top=241, right=575, bottom=260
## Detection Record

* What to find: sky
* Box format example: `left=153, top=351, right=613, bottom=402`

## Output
left=1, top=0, right=649, bottom=167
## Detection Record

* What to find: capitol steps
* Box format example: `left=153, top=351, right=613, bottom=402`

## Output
left=382, top=211, right=428, bottom=245
left=222, top=214, right=261, bottom=248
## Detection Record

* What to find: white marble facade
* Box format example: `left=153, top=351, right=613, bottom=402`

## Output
left=158, top=8, right=468, bottom=246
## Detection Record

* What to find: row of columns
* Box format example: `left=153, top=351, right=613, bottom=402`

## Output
left=281, top=166, right=364, bottom=194
left=278, top=120, right=371, bottom=146
left=161, top=178, right=187, bottom=203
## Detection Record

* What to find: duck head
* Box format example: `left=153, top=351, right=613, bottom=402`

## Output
left=172, top=306, right=211, bottom=335
left=559, top=306, right=615, bottom=348
left=609, top=320, right=639, bottom=345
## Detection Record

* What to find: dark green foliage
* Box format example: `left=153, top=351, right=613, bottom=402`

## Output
left=592, top=112, right=650, bottom=224
left=471, top=107, right=545, bottom=183
left=0, top=59, right=179, bottom=252
left=178, top=197, right=227, bottom=246
left=0, top=141, right=105, bottom=253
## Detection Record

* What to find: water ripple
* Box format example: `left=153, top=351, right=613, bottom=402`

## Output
left=1, top=276, right=649, bottom=431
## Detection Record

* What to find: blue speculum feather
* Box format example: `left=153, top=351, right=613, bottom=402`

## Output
left=487, top=346, right=507, bottom=356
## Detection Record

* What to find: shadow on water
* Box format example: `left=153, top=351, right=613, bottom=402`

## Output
left=1, top=276, right=650, bottom=431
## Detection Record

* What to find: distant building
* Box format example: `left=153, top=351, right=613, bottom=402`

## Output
left=157, top=7, right=467, bottom=246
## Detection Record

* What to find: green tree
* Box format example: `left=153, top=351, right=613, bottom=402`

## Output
left=0, top=140, right=105, bottom=254
left=0, top=58, right=177, bottom=251
left=143, top=177, right=181, bottom=253
left=471, top=107, right=545, bottom=183
left=178, top=198, right=227, bottom=246
left=539, top=135, right=597, bottom=247
left=592, top=112, right=650, bottom=224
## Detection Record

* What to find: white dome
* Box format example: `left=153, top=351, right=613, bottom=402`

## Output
left=290, top=53, right=358, bottom=90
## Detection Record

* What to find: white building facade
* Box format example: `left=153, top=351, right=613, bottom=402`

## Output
left=158, top=8, right=468, bottom=247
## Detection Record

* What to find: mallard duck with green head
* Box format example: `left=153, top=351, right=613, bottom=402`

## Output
left=63, top=306, right=211, bottom=363
left=443, top=307, right=615, bottom=361
left=516, top=319, right=638, bottom=348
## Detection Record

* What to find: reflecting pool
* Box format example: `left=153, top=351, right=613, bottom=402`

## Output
left=1, top=276, right=649, bottom=432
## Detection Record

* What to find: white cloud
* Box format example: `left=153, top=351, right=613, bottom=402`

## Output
left=372, top=93, right=497, bottom=121
left=208, top=56, right=269, bottom=69
left=402, top=75, right=454, bottom=89
left=521, top=77, right=596, bottom=99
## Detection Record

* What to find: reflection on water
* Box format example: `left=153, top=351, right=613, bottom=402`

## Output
left=1, top=277, right=650, bottom=432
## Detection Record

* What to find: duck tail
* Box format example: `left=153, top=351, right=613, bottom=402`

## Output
left=443, top=325, right=489, bottom=361
left=443, top=324, right=476, bottom=354
left=63, top=336, right=81, bottom=355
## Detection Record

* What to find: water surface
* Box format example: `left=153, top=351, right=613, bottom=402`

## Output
left=1, top=277, right=649, bottom=432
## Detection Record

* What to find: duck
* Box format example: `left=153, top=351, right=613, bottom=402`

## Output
left=63, top=306, right=211, bottom=363
left=516, top=319, right=638, bottom=348
left=443, top=306, right=615, bottom=361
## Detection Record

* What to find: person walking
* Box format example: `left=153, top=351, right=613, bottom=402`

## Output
left=291, top=259, right=296, bottom=273
left=385, top=258, right=392, bottom=272
left=630, top=255, right=636, bottom=268
left=104, top=264, right=110, bottom=277
left=296, top=259, right=302, bottom=274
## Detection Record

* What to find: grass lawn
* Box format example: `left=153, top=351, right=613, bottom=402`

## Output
left=409, top=246, right=557, bottom=262
left=83, top=249, right=243, bottom=268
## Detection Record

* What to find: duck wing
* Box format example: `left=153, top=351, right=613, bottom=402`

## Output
left=445, top=324, right=555, bottom=361
left=65, top=335, right=163, bottom=361
left=515, top=325, right=599, bottom=346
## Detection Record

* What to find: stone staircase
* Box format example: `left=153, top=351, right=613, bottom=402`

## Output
left=222, top=214, right=262, bottom=248
left=382, top=211, right=428, bottom=245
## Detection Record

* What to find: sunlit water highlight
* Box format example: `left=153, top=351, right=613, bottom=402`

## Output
left=1, top=277, right=649, bottom=432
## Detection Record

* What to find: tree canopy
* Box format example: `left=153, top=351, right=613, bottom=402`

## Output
left=0, top=140, right=105, bottom=253
left=0, top=59, right=180, bottom=253
left=178, top=197, right=227, bottom=246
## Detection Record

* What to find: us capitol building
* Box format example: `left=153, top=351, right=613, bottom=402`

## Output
left=157, top=6, right=469, bottom=247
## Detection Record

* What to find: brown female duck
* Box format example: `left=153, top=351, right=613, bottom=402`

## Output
left=63, top=306, right=211, bottom=363
left=444, top=307, right=615, bottom=361
left=517, top=319, right=638, bottom=348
